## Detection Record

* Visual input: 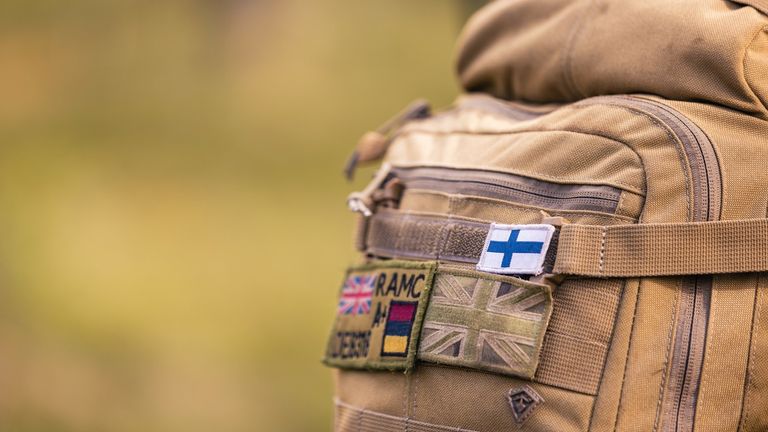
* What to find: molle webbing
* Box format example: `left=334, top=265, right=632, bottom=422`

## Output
left=364, top=211, right=768, bottom=277
left=365, top=210, right=560, bottom=273
left=365, top=210, right=488, bottom=263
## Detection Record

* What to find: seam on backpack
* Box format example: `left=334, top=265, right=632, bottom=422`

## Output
left=410, top=371, right=420, bottom=431
left=397, top=128, right=645, bottom=194
left=743, top=25, right=768, bottom=118
left=575, top=100, right=693, bottom=223
left=404, top=189, right=638, bottom=223
left=586, top=279, right=630, bottom=430
left=404, top=372, right=412, bottom=427
left=732, top=178, right=768, bottom=431
left=739, top=272, right=764, bottom=431
left=652, top=279, right=684, bottom=432
left=612, top=278, right=645, bottom=432
left=694, top=276, right=757, bottom=431
left=599, top=227, right=607, bottom=274
left=615, top=190, right=628, bottom=218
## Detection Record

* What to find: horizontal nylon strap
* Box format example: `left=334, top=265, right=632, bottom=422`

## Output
left=554, top=218, right=768, bottom=277
left=365, top=210, right=560, bottom=273
left=366, top=210, right=768, bottom=277
left=366, top=210, right=488, bottom=263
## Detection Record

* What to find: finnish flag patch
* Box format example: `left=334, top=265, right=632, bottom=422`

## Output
left=476, top=223, right=556, bottom=275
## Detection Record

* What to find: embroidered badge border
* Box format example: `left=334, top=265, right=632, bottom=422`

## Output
left=418, top=265, right=553, bottom=380
left=477, top=223, right=555, bottom=275
left=323, top=260, right=436, bottom=371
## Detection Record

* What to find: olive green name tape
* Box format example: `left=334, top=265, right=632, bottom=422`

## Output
left=324, top=261, right=553, bottom=379
left=324, top=260, right=436, bottom=371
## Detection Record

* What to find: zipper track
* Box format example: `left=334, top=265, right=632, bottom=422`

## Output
left=392, top=166, right=623, bottom=214
left=585, top=96, right=721, bottom=432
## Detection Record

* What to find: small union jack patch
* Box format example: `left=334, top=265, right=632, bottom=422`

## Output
left=337, top=275, right=375, bottom=315
left=325, top=261, right=436, bottom=371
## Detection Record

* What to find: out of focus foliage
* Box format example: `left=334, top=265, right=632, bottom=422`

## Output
left=0, top=0, right=463, bottom=431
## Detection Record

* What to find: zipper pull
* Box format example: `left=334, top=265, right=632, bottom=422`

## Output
left=344, top=99, right=431, bottom=180
left=347, top=163, right=393, bottom=217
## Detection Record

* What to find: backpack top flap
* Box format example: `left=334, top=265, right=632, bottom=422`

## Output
left=457, top=0, right=768, bottom=119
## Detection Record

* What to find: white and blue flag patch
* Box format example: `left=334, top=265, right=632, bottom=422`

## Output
left=476, top=223, right=556, bottom=275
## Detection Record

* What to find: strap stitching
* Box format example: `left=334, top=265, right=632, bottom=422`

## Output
left=600, top=227, right=607, bottom=274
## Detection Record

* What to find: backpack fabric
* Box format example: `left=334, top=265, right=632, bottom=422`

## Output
left=325, top=0, right=768, bottom=430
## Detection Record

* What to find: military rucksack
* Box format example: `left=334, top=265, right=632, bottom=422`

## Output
left=324, top=0, right=768, bottom=430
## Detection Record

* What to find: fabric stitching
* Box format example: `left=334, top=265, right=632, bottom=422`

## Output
left=616, top=190, right=628, bottom=218
left=410, top=190, right=638, bottom=223
left=742, top=198, right=768, bottom=429
left=575, top=99, right=692, bottom=223
left=690, top=276, right=754, bottom=431
left=587, top=279, right=630, bottom=430
left=358, top=406, right=363, bottom=432
left=397, top=127, right=646, bottom=194
left=611, top=279, right=645, bottom=431
left=652, top=279, right=684, bottom=432
left=411, top=371, right=420, bottom=429
left=403, top=372, right=411, bottom=429
left=335, top=398, right=478, bottom=432
left=599, top=227, right=607, bottom=274
left=740, top=275, right=764, bottom=431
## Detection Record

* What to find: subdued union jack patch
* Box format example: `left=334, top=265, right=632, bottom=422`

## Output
left=477, top=223, right=555, bottom=275
left=324, top=260, right=436, bottom=371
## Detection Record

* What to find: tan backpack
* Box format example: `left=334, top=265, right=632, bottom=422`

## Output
left=324, top=0, right=768, bottom=430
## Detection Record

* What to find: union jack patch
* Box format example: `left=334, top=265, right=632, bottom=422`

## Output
left=337, top=275, right=375, bottom=315
left=418, top=270, right=553, bottom=379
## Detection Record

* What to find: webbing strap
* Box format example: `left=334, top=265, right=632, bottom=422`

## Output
left=366, top=210, right=559, bottom=271
left=365, top=211, right=768, bottom=278
left=554, top=219, right=768, bottom=277
left=366, top=210, right=488, bottom=263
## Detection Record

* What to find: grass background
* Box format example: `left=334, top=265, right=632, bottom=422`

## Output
left=0, top=1, right=472, bottom=430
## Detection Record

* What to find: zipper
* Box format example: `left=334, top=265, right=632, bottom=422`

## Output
left=392, top=166, right=624, bottom=214
left=584, top=96, right=721, bottom=432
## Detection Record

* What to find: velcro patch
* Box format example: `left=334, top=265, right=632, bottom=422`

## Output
left=324, top=261, right=436, bottom=371
left=418, top=267, right=553, bottom=379
left=477, top=223, right=555, bottom=275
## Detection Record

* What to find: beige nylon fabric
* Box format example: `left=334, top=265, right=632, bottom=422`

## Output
left=587, top=279, right=641, bottom=431
left=331, top=0, right=768, bottom=430
left=693, top=275, right=756, bottom=431
left=336, top=366, right=594, bottom=432
left=741, top=275, right=768, bottom=431
left=535, top=278, right=625, bottom=395
left=457, top=0, right=768, bottom=119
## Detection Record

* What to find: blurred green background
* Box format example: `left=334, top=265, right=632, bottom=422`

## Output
left=0, top=1, right=477, bottom=430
